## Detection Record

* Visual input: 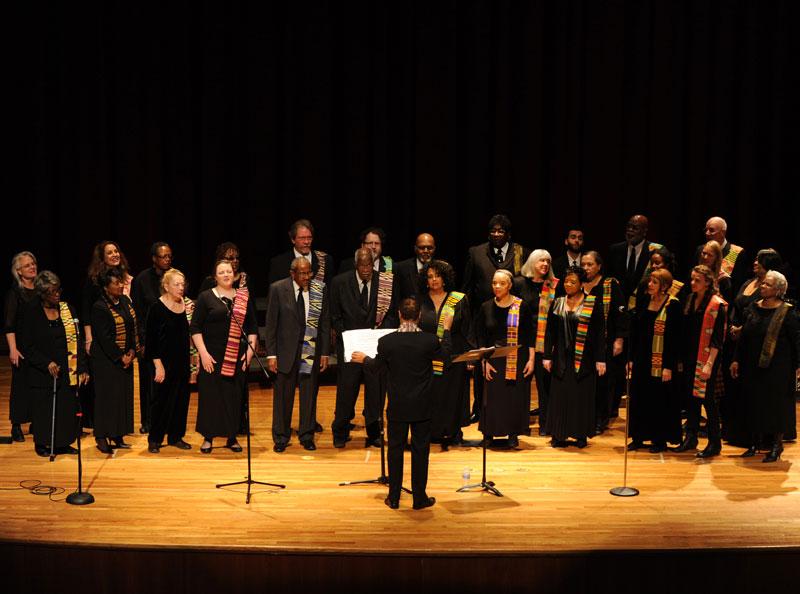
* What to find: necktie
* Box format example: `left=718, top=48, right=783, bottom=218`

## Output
left=626, top=246, right=636, bottom=277
left=495, top=248, right=503, bottom=265
left=360, top=280, right=369, bottom=309
left=297, top=289, right=305, bottom=324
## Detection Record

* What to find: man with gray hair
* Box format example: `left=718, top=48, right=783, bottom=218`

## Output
left=695, top=216, right=748, bottom=291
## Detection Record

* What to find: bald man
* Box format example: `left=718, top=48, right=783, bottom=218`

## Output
left=606, top=215, right=667, bottom=301
left=393, top=233, right=437, bottom=300
left=694, top=216, right=748, bottom=291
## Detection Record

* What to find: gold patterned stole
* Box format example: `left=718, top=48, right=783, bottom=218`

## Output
left=535, top=279, right=559, bottom=353
left=650, top=295, right=677, bottom=377
left=504, top=297, right=523, bottom=380
left=432, top=291, right=465, bottom=375
left=106, top=295, right=139, bottom=352
left=59, top=302, right=79, bottom=386
left=759, top=302, right=792, bottom=368
left=721, top=244, right=743, bottom=276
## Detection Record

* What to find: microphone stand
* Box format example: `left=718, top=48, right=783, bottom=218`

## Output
left=610, top=337, right=639, bottom=497
left=68, top=318, right=94, bottom=505
left=215, top=296, right=285, bottom=504
left=48, top=376, right=58, bottom=462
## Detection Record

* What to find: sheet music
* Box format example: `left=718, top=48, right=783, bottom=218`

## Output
left=341, top=328, right=397, bottom=362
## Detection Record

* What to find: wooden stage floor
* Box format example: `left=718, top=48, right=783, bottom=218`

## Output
left=1, top=360, right=799, bottom=591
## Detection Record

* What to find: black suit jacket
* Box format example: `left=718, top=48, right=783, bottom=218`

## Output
left=330, top=270, right=398, bottom=354
left=367, top=330, right=452, bottom=422
left=393, top=257, right=426, bottom=300
left=551, top=252, right=582, bottom=281
left=265, top=277, right=330, bottom=374
left=462, top=242, right=531, bottom=311
left=338, top=255, right=391, bottom=274
left=268, top=249, right=336, bottom=289
left=131, top=267, right=162, bottom=340
left=607, top=240, right=661, bottom=298
left=19, top=298, right=88, bottom=389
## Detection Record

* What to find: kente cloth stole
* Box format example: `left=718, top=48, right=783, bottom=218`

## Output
left=107, top=296, right=139, bottom=352
left=602, top=278, right=614, bottom=338
left=300, top=280, right=324, bottom=375
left=573, top=295, right=597, bottom=373
left=692, top=294, right=726, bottom=398
left=668, top=280, right=684, bottom=298
left=432, top=291, right=464, bottom=375
left=759, top=302, right=792, bottom=369
left=721, top=244, right=743, bottom=276
left=59, top=302, right=79, bottom=386
left=535, top=278, right=559, bottom=353
left=221, top=288, right=249, bottom=377
left=504, top=297, right=523, bottom=381
left=184, top=297, right=199, bottom=384
left=513, top=244, right=524, bottom=275
left=314, top=250, right=327, bottom=282
left=650, top=296, right=676, bottom=378
left=627, top=242, right=664, bottom=310
left=374, top=257, right=393, bottom=327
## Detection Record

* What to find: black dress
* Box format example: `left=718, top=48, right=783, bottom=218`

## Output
left=419, top=292, right=473, bottom=440
left=145, top=300, right=191, bottom=445
left=4, top=285, right=36, bottom=425
left=628, top=298, right=682, bottom=445
left=90, top=295, right=138, bottom=439
left=734, top=303, right=800, bottom=436
left=19, top=299, right=85, bottom=448
left=513, top=277, right=551, bottom=429
left=190, top=289, right=257, bottom=439
left=474, top=299, right=534, bottom=437
left=544, top=296, right=606, bottom=441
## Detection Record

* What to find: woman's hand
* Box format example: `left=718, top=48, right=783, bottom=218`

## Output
left=596, top=362, right=607, bottom=377
left=662, top=368, right=672, bottom=383
left=729, top=325, right=741, bottom=341
left=483, top=360, right=497, bottom=381
left=47, top=361, right=60, bottom=378
left=153, top=360, right=166, bottom=383
left=120, top=351, right=134, bottom=368
left=200, top=352, right=216, bottom=373
left=542, top=359, right=552, bottom=373
left=9, top=347, right=23, bottom=367
left=523, top=359, right=534, bottom=378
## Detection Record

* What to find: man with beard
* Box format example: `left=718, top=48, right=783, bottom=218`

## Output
left=551, top=228, right=585, bottom=281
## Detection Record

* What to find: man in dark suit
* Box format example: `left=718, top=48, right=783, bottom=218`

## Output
left=393, top=232, right=436, bottom=300
left=352, top=297, right=452, bottom=510
left=330, top=248, right=398, bottom=448
left=266, top=258, right=330, bottom=452
left=606, top=214, right=666, bottom=301
left=462, top=214, right=531, bottom=420
left=694, top=216, right=748, bottom=292
left=267, top=219, right=336, bottom=288
left=551, top=228, right=584, bottom=280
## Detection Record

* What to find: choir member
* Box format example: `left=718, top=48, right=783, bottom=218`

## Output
left=551, top=228, right=584, bottom=281
left=698, top=240, right=733, bottom=304
left=394, top=233, right=437, bottom=300
left=267, top=219, right=336, bottom=287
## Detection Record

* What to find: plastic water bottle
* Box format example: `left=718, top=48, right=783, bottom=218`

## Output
left=462, top=467, right=471, bottom=486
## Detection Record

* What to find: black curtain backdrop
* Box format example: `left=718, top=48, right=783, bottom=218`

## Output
left=6, top=0, right=798, bottom=302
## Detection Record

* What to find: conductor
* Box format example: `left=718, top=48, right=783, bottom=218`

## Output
left=352, top=297, right=453, bottom=511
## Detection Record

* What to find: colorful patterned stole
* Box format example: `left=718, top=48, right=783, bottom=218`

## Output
left=573, top=295, right=597, bottom=373
left=692, top=294, right=727, bottom=398
left=184, top=297, right=199, bottom=384
left=535, top=278, right=559, bottom=353
left=300, top=280, right=325, bottom=375
left=721, top=244, right=743, bottom=276
left=314, top=250, right=328, bottom=282
left=504, top=297, right=523, bottom=380
left=758, top=302, right=792, bottom=369
left=374, top=256, right=393, bottom=328
left=601, top=278, right=614, bottom=338
left=650, top=296, right=677, bottom=378
left=106, top=295, right=139, bottom=352
left=432, top=291, right=464, bottom=375
left=59, top=302, right=79, bottom=386
left=221, top=288, right=249, bottom=377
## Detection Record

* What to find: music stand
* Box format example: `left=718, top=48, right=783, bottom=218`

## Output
left=455, top=345, right=518, bottom=497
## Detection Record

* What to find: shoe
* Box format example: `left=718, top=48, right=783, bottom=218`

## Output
left=169, top=440, right=192, bottom=450
left=111, top=437, right=131, bottom=449
left=11, top=424, right=25, bottom=442
left=696, top=442, right=721, bottom=459
left=649, top=442, right=666, bottom=453
left=35, top=444, right=49, bottom=457
left=300, top=440, right=316, bottom=451
left=450, top=431, right=464, bottom=446
left=56, top=445, right=78, bottom=455
left=314, top=422, right=323, bottom=433
left=139, top=424, right=150, bottom=434
left=273, top=443, right=287, bottom=453
left=576, top=437, right=588, bottom=449
left=384, top=496, right=399, bottom=510
left=96, top=438, right=112, bottom=454
left=672, top=435, right=698, bottom=453
left=148, top=443, right=160, bottom=454
left=200, top=440, right=212, bottom=454
left=740, top=445, right=757, bottom=457
left=412, top=497, right=436, bottom=510
left=627, top=440, right=645, bottom=451
left=507, top=435, right=519, bottom=448
left=226, top=439, right=243, bottom=452
left=550, top=438, right=568, bottom=448
left=365, top=436, right=383, bottom=448
left=333, top=436, right=351, bottom=448
left=469, top=412, right=480, bottom=424
left=762, top=436, right=783, bottom=463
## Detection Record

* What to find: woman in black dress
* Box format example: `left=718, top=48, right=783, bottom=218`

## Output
left=191, top=259, right=258, bottom=454
left=731, top=270, right=800, bottom=462
left=475, top=269, right=534, bottom=448
left=145, top=268, right=192, bottom=453
left=91, top=267, right=140, bottom=454
left=543, top=266, right=606, bottom=448
left=5, top=251, right=38, bottom=442
left=516, top=249, right=558, bottom=435
left=580, top=251, right=628, bottom=434
left=19, top=271, right=88, bottom=457
left=628, top=268, right=682, bottom=452
left=418, top=260, right=473, bottom=448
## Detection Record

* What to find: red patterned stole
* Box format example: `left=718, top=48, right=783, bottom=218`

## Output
left=184, top=297, right=199, bottom=384
left=535, top=278, right=559, bottom=353
left=573, top=295, right=597, bottom=373
left=504, top=297, right=523, bottom=380
left=721, top=244, right=743, bottom=276
left=220, top=288, right=249, bottom=377
left=650, top=296, right=677, bottom=377
left=692, top=294, right=727, bottom=398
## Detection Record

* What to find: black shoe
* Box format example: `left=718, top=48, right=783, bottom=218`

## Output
left=314, top=422, right=323, bottom=433
left=169, top=439, right=192, bottom=450
left=741, top=445, right=757, bottom=458
left=672, top=436, right=698, bottom=453
left=96, top=438, right=112, bottom=454
left=139, top=424, right=149, bottom=434
left=413, top=497, right=436, bottom=510
left=649, top=442, right=666, bottom=453
left=35, top=444, right=49, bottom=457
left=226, top=439, right=243, bottom=452
left=384, top=496, right=399, bottom=509
left=762, top=447, right=783, bottom=463
left=148, top=443, right=160, bottom=454
left=507, top=435, right=519, bottom=448
left=551, top=438, right=568, bottom=448
left=450, top=431, right=464, bottom=446
left=365, top=436, right=382, bottom=448
left=111, top=437, right=131, bottom=449
left=200, top=440, right=212, bottom=454
left=627, top=440, right=645, bottom=451
left=11, top=424, right=24, bottom=443
left=333, top=436, right=351, bottom=448
left=469, top=412, right=480, bottom=424
left=576, top=437, right=588, bottom=449
left=56, top=445, right=78, bottom=455
left=300, top=440, right=316, bottom=451
left=273, top=443, right=287, bottom=453
left=696, top=442, right=721, bottom=459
